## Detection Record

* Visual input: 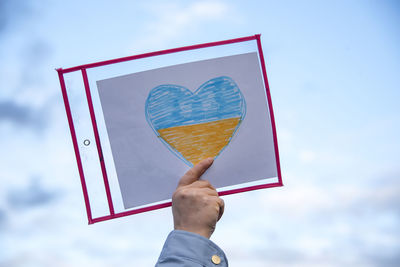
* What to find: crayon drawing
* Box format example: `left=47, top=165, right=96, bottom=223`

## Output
left=145, top=76, right=246, bottom=166
left=97, top=52, right=278, bottom=208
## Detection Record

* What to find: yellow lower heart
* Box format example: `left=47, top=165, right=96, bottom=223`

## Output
left=157, top=117, right=241, bottom=165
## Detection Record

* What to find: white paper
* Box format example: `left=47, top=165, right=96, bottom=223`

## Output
left=96, top=52, right=277, bottom=209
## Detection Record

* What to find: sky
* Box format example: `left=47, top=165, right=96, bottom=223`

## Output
left=1, top=0, right=400, bottom=266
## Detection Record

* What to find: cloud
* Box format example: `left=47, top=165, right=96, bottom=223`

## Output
left=131, top=1, right=233, bottom=51
left=216, top=170, right=400, bottom=266
left=0, top=40, right=53, bottom=131
left=298, top=149, right=316, bottom=163
left=6, top=177, right=58, bottom=210
left=0, top=209, right=6, bottom=229
left=0, top=100, right=45, bottom=130
left=0, top=23, right=53, bottom=132
left=0, top=0, right=34, bottom=37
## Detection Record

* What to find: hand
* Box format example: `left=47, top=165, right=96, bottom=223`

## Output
left=172, top=158, right=225, bottom=239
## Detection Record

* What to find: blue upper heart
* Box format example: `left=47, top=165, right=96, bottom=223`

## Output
left=145, top=76, right=246, bottom=131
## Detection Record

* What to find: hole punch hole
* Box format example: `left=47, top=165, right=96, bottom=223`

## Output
left=83, top=139, right=91, bottom=146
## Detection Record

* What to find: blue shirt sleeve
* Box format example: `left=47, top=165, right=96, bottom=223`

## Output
left=156, top=230, right=228, bottom=266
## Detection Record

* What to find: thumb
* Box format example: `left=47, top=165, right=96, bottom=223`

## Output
left=177, top=158, right=214, bottom=187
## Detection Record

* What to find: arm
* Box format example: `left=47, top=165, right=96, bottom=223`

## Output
left=156, top=158, right=228, bottom=266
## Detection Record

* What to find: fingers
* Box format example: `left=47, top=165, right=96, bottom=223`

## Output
left=173, top=187, right=219, bottom=201
left=198, top=187, right=219, bottom=197
left=178, top=158, right=214, bottom=187
left=210, top=196, right=225, bottom=221
left=190, top=180, right=216, bottom=190
left=217, top=198, right=225, bottom=221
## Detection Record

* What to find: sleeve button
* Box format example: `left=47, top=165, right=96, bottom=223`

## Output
left=211, top=255, right=221, bottom=265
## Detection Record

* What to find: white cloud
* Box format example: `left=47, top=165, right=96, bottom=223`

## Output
left=129, top=1, right=234, bottom=52
left=298, top=149, right=316, bottom=163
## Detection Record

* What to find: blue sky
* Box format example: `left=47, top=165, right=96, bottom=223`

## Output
left=1, top=0, right=399, bottom=266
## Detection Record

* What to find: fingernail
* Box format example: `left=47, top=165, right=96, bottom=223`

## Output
left=207, top=157, right=214, bottom=163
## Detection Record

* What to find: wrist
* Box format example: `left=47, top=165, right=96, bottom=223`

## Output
left=174, top=225, right=212, bottom=239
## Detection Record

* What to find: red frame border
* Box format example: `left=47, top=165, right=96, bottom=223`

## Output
left=57, top=34, right=282, bottom=224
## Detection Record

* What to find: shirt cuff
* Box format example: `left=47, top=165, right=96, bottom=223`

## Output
left=157, top=230, right=228, bottom=266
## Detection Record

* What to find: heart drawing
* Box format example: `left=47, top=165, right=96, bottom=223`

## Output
left=145, top=76, right=246, bottom=166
